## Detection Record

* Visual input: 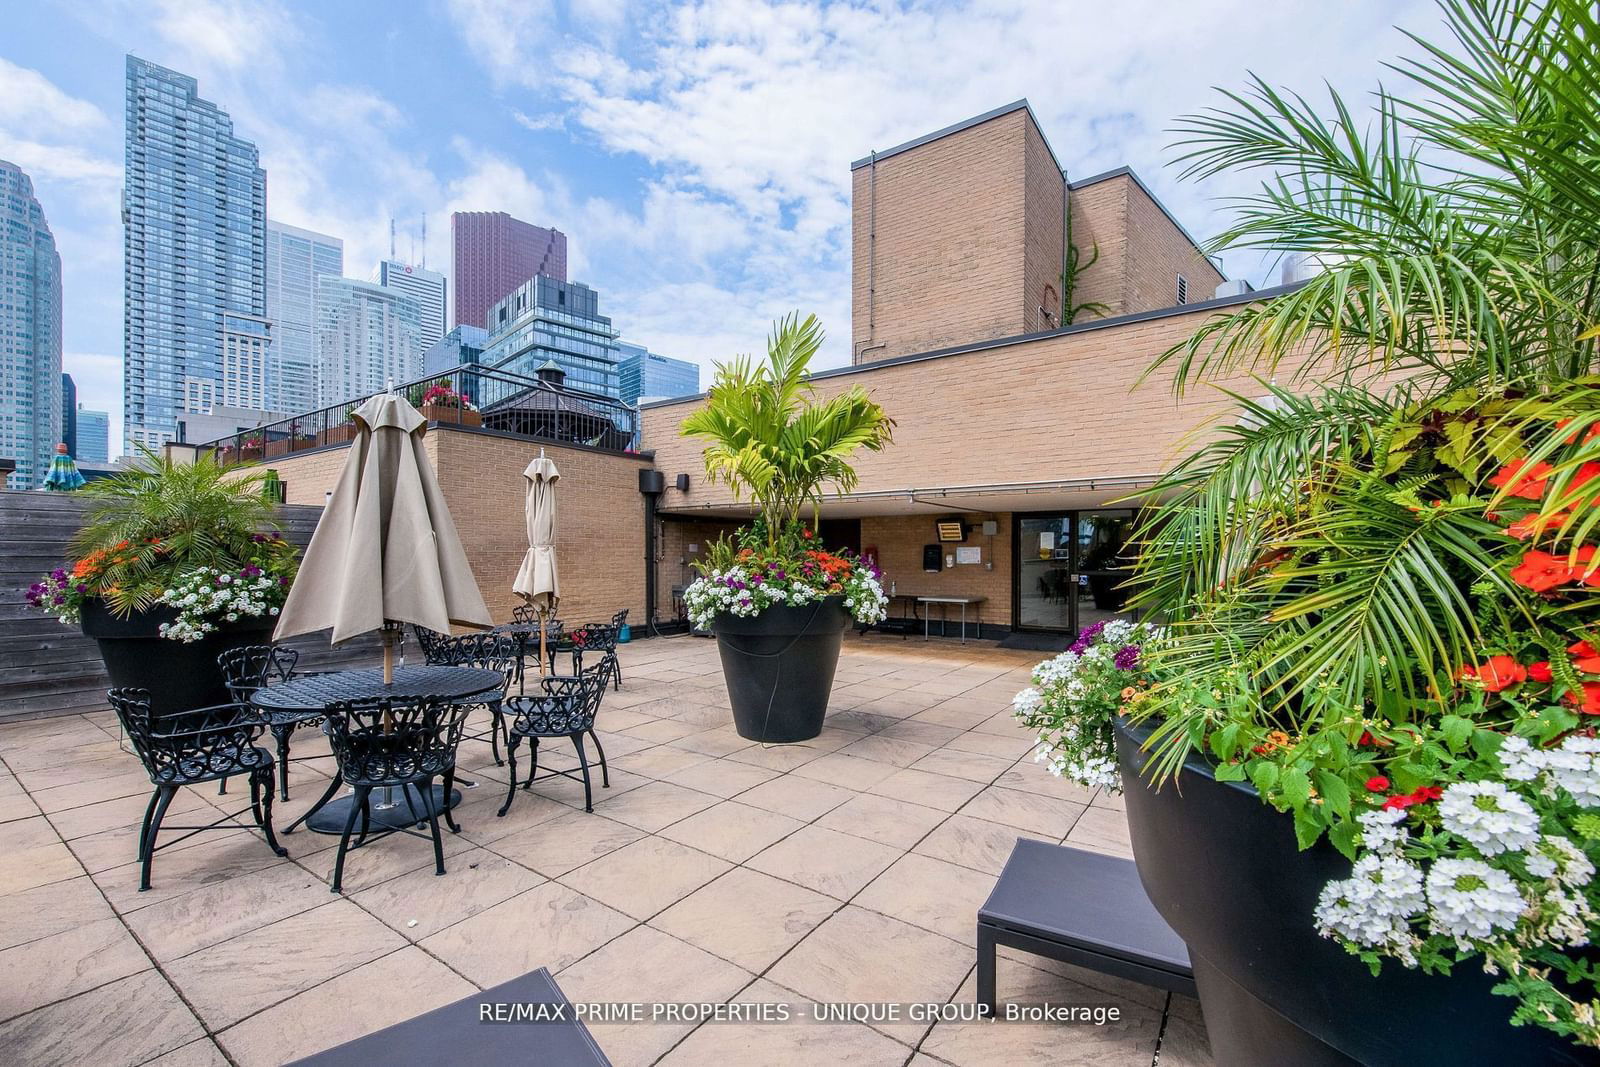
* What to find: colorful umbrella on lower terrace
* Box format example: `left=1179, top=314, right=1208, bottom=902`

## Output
left=41, top=444, right=85, bottom=491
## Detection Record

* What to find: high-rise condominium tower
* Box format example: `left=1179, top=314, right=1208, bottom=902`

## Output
left=0, top=160, right=62, bottom=489
left=123, top=56, right=266, bottom=452
left=375, top=260, right=446, bottom=349
left=315, top=276, right=422, bottom=405
left=451, top=212, right=565, bottom=331
left=265, top=221, right=343, bottom=416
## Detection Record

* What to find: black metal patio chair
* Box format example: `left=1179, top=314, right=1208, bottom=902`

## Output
left=218, top=644, right=327, bottom=801
left=108, top=688, right=288, bottom=891
left=415, top=631, right=518, bottom=764
left=498, top=653, right=616, bottom=816
left=547, top=622, right=621, bottom=690
left=320, top=696, right=473, bottom=893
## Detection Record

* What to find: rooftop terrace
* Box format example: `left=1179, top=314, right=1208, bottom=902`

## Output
left=0, top=634, right=1209, bottom=1066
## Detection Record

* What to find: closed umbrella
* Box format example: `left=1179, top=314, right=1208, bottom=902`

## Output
left=41, top=443, right=86, bottom=491
left=512, top=450, right=560, bottom=675
left=275, top=392, right=491, bottom=680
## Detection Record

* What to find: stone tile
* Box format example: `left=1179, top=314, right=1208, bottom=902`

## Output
left=855, top=852, right=997, bottom=946
left=124, top=860, right=328, bottom=961
left=146, top=1038, right=231, bottom=1066
left=29, top=769, right=155, bottom=814
left=489, top=811, right=647, bottom=876
left=0, top=875, right=115, bottom=951
left=912, top=701, right=1001, bottom=731
left=1159, top=996, right=1214, bottom=1066
left=591, top=780, right=719, bottom=832
left=867, top=767, right=985, bottom=812
left=0, top=916, right=150, bottom=1022
left=0, top=970, right=202, bottom=1065
left=622, top=718, right=703, bottom=743
left=668, top=725, right=756, bottom=757
left=909, top=747, right=1015, bottom=783
left=353, top=848, right=540, bottom=939
left=791, top=751, right=902, bottom=790
left=915, top=814, right=1044, bottom=876
left=767, top=906, right=970, bottom=1043
left=725, top=742, right=831, bottom=772
left=0, top=840, right=85, bottom=895
left=822, top=709, right=903, bottom=735
left=836, top=733, right=938, bottom=767
left=657, top=800, right=806, bottom=862
left=165, top=900, right=406, bottom=1029
left=96, top=829, right=287, bottom=912
left=562, top=836, right=730, bottom=920
left=924, top=963, right=1164, bottom=1067
left=879, top=720, right=964, bottom=747
left=1063, top=805, right=1134, bottom=859
left=292, top=821, right=477, bottom=894
left=453, top=785, right=571, bottom=846
left=659, top=978, right=908, bottom=1065
left=663, top=756, right=779, bottom=799
left=995, top=764, right=1097, bottom=806
left=613, top=744, right=713, bottom=780
left=653, top=868, right=837, bottom=972
left=4, top=813, right=62, bottom=851
left=960, top=785, right=1087, bottom=838
left=419, top=881, right=635, bottom=986
left=748, top=825, right=900, bottom=901
left=943, top=728, right=1035, bottom=759
left=738, top=774, right=855, bottom=822
left=815, top=792, right=950, bottom=850
left=216, top=947, right=475, bottom=1067
left=0, top=790, right=41, bottom=825
left=47, top=785, right=217, bottom=842
left=556, top=924, right=752, bottom=1067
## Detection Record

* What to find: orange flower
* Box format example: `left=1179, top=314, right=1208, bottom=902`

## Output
left=1460, top=656, right=1527, bottom=692
left=1559, top=418, right=1600, bottom=446
left=1570, top=640, right=1600, bottom=675
left=1489, top=458, right=1555, bottom=500
left=1566, top=681, right=1600, bottom=717
left=1507, top=512, right=1570, bottom=541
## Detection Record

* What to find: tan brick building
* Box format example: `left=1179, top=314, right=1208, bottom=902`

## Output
left=232, top=100, right=1284, bottom=643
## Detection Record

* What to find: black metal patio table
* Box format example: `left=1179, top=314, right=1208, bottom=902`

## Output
left=252, top=665, right=505, bottom=835
left=490, top=622, right=560, bottom=692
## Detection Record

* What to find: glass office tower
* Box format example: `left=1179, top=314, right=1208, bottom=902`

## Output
left=123, top=56, right=266, bottom=453
left=617, top=341, right=700, bottom=405
left=479, top=276, right=620, bottom=397
left=0, top=160, right=62, bottom=489
left=265, top=221, right=343, bottom=416
left=315, top=276, right=422, bottom=405
left=375, top=260, right=447, bottom=349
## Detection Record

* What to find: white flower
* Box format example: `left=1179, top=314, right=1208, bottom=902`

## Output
left=1425, top=858, right=1524, bottom=941
left=1438, top=780, right=1540, bottom=855
left=1525, top=835, right=1594, bottom=888
left=1497, top=735, right=1540, bottom=782
left=1315, top=853, right=1425, bottom=964
left=1012, top=687, right=1043, bottom=715
left=1356, top=807, right=1410, bottom=854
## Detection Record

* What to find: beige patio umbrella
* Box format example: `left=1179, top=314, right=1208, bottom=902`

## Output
left=275, top=392, right=491, bottom=681
left=512, top=450, right=560, bottom=675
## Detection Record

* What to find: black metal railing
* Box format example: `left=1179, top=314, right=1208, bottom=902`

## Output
left=200, top=365, right=641, bottom=463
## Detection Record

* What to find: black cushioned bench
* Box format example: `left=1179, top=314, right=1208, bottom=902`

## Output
left=288, top=967, right=610, bottom=1066
left=978, top=839, right=1196, bottom=1014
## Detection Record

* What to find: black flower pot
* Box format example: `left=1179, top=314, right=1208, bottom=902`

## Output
left=81, top=599, right=276, bottom=718
left=712, top=596, right=849, bottom=743
left=1112, top=716, right=1596, bottom=1067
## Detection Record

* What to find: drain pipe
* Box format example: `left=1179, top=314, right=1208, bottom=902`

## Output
left=639, top=468, right=665, bottom=635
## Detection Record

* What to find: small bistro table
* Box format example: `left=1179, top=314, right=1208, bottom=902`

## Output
left=252, top=665, right=506, bottom=835
left=917, top=595, right=986, bottom=643
left=490, top=621, right=563, bottom=692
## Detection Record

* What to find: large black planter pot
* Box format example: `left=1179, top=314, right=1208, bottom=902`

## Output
left=1113, top=716, right=1596, bottom=1067
left=81, top=599, right=276, bottom=718
left=712, top=596, right=849, bottom=743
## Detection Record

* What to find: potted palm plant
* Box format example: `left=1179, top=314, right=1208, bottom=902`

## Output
left=681, top=313, right=895, bottom=741
left=27, top=450, right=299, bottom=716
left=1017, top=2, right=1600, bottom=1062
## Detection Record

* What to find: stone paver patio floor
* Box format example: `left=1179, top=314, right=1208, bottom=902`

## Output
left=0, top=634, right=1210, bottom=1066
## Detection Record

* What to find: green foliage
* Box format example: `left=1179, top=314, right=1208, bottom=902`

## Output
left=70, top=449, right=297, bottom=615
left=679, top=313, right=894, bottom=544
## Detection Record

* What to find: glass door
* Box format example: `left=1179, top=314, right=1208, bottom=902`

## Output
left=1013, top=510, right=1137, bottom=634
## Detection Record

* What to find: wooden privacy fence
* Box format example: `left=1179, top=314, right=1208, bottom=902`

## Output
left=0, top=491, right=383, bottom=723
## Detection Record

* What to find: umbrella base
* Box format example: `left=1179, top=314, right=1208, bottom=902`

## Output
left=303, top=783, right=463, bottom=835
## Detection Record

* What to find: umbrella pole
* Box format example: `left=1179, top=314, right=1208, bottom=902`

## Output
left=382, top=627, right=396, bottom=685
left=539, top=614, right=548, bottom=677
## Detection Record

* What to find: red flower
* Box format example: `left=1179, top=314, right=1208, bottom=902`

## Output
left=1489, top=458, right=1555, bottom=500
left=1382, top=785, right=1443, bottom=811
left=1460, top=656, right=1527, bottom=692
left=1566, top=682, right=1600, bottom=717
left=1507, top=512, right=1570, bottom=541
left=1575, top=546, right=1600, bottom=588
left=1529, top=661, right=1554, bottom=683
left=1511, top=550, right=1576, bottom=593
left=1570, top=640, right=1600, bottom=675
left=1364, top=775, right=1390, bottom=792
left=1358, top=730, right=1376, bottom=746
left=1559, top=418, right=1600, bottom=445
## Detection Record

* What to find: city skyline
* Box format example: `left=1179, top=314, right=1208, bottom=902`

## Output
left=2, top=1, right=1440, bottom=452
left=0, top=159, right=62, bottom=489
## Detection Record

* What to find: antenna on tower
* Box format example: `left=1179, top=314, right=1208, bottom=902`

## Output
left=389, top=218, right=396, bottom=260
left=420, top=213, right=427, bottom=269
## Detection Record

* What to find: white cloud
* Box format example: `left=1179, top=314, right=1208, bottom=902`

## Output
left=0, top=58, right=110, bottom=133
left=510, top=109, right=566, bottom=132
left=145, top=0, right=302, bottom=73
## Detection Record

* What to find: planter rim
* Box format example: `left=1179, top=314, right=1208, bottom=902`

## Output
left=1114, top=713, right=1261, bottom=800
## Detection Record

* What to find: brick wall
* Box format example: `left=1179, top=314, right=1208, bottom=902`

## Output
left=862, top=513, right=1011, bottom=626
left=646, top=299, right=1319, bottom=514
left=1068, top=177, right=1129, bottom=318
left=1122, top=176, right=1226, bottom=311
left=255, top=427, right=652, bottom=630
left=851, top=108, right=1031, bottom=363
left=1022, top=120, right=1067, bottom=333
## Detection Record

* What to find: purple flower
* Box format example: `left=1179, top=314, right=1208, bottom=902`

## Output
left=76, top=584, right=87, bottom=594
left=772, top=570, right=787, bottom=580
left=50, top=568, right=67, bottom=581
left=1113, top=644, right=1141, bottom=671
left=1069, top=620, right=1108, bottom=654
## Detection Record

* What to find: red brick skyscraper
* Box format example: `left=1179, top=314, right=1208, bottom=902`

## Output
left=450, top=211, right=566, bottom=330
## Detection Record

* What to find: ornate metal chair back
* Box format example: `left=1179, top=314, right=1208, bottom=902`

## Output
left=107, top=688, right=265, bottom=784
left=217, top=644, right=300, bottom=703
left=322, top=697, right=471, bottom=786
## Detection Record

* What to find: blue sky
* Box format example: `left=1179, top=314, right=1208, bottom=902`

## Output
left=1, top=0, right=1438, bottom=451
